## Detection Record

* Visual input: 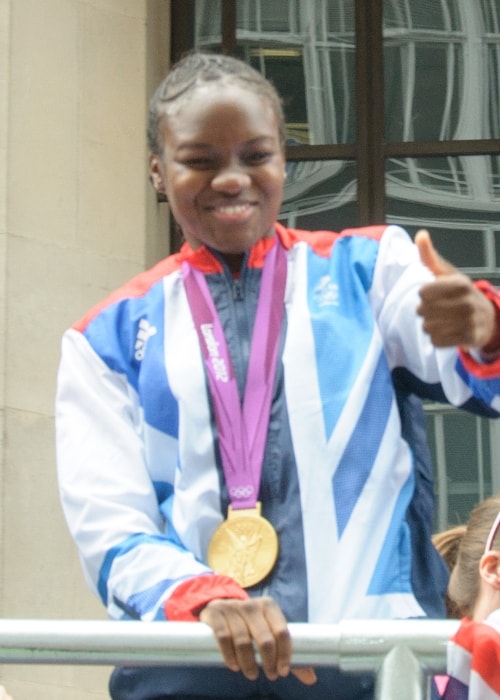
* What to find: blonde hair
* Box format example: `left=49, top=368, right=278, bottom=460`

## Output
left=432, top=525, right=467, bottom=618
left=447, top=494, right=500, bottom=618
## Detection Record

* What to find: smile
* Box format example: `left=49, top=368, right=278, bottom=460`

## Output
left=213, top=203, right=253, bottom=215
left=208, top=202, right=256, bottom=222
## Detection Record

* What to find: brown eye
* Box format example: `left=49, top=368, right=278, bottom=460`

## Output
left=181, top=158, right=215, bottom=169
left=245, top=151, right=272, bottom=165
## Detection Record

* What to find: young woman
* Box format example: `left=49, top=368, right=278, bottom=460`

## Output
left=56, top=52, right=500, bottom=700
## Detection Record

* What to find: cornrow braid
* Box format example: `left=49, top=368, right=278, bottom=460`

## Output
left=147, top=51, right=285, bottom=156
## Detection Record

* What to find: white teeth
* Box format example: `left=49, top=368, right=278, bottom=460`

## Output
left=216, top=204, right=249, bottom=215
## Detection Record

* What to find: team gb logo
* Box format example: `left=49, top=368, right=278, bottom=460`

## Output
left=134, top=318, right=157, bottom=361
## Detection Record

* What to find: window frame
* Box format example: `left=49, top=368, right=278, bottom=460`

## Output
left=169, top=0, right=500, bottom=529
left=170, top=0, right=500, bottom=242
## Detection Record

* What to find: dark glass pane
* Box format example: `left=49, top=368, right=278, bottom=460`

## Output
left=326, top=0, right=356, bottom=35
left=418, top=228, right=486, bottom=268
left=447, top=494, right=483, bottom=526
left=409, top=0, right=446, bottom=31
left=383, top=0, right=500, bottom=142
left=494, top=231, right=500, bottom=268
left=386, top=156, right=500, bottom=271
left=327, top=48, right=356, bottom=144
left=487, top=41, right=500, bottom=138
left=260, top=0, right=290, bottom=32
left=235, top=1, right=355, bottom=145
left=444, top=413, right=478, bottom=484
left=426, top=410, right=493, bottom=529
left=236, top=0, right=257, bottom=31
left=384, top=41, right=462, bottom=142
left=280, top=159, right=358, bottom=231
left=194, top=0, right=221, bottom=45
left=444, top=413, right=492, bottom=525
left=384, top=0, right=459, bottom=32
left=480, top=0, right=500, bottom=33
left=246, top=49, right=309, bottom=143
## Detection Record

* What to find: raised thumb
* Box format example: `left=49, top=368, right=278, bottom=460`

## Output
left=415, top=229, right=456, bottom=276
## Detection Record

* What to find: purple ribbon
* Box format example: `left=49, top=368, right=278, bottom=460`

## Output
left=182, top=239, right=287, bottom=510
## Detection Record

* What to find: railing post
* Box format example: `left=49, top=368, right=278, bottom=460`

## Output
left=375, top=644, right=427, bottom=700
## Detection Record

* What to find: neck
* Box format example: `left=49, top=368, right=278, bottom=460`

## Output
left=472, top=587, right=500, bottom=621
left=219, top=252, right=245, bottom=274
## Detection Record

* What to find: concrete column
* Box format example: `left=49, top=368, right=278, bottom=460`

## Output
left=0, top=1, right=170, bottom=697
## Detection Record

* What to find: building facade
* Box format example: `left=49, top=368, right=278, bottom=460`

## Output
left=1, top=0, right=500, bottom=697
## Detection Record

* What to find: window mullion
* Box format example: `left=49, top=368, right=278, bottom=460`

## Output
left=355, top=0, right=385, bottom=224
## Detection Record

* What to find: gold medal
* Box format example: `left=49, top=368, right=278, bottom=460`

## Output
left=207, top=502, right=279, bottom=588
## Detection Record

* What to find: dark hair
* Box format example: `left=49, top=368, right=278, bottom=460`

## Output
left=147, top=51, right=286, bottom=156
left=448, top=494, right=500, bottom=617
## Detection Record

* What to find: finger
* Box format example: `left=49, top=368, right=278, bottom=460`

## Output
left=200, top=602, right=251, bottom=675
left=415, top=229, right=456, bottom=277
left=226, top=606, right=263, bottom=681
left=259, top=597, right=292, bottom=679
left=292, top=667, right=318, bottom=685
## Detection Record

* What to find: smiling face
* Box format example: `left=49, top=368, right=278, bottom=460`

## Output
left=149, top=81, right=286, bottom=258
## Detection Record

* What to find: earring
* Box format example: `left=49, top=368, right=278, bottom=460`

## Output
left=149, top=174, right=168, bottom=203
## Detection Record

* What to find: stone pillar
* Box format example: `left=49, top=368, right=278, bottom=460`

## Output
left=0, top=1, right=170, bottom=697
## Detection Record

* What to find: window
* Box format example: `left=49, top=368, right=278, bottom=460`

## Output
left=170, top=0, right=500, bottom=528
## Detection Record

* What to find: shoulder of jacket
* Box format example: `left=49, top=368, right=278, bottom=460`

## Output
left=72, top=253, right=182, bottom=333
left=275, top=221, right=389, bottom=257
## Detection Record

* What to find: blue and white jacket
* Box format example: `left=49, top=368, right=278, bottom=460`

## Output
left=56, top=223, right=500, bottom=624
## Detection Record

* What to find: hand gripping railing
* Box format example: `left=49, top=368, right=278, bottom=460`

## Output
left=0, top=618, right=459, bottom=700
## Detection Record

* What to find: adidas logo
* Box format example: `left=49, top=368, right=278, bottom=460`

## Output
left=134, top=318, right=157, bottom=361
left=313, top=275, right=339, bottom=307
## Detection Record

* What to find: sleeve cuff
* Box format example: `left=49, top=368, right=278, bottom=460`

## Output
left=164, top=574, right=249, bottom=621
left=474, top=280, right=500, bottom=357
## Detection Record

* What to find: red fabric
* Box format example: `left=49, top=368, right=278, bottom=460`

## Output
left=74, top=223, right=390, bottom=332
left=458, top=280, right=500, bottom=377
left=475, top=279, right=500, bottom=354
left=274, top=221, right=387, bottom=260
left=164, top=574, right=249, bottom=621
left=73, top=254, right=183, bottom=332
left=446, top=616, right=500, bottom=697
left=453, top=618, right=500, bottom=694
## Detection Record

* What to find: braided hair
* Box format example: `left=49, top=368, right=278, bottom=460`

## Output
left=147, top=51, right=285, bottom=156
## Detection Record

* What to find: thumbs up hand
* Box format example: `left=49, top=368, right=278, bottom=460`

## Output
left=415, top=229, right=497, bottom=350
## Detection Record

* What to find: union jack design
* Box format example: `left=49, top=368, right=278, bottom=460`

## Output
left=443, top=612, right=500, bottom=699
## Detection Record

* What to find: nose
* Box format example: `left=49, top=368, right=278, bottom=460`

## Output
left=211, top=163, right=251, bottom=194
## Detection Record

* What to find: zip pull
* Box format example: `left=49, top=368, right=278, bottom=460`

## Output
left=232, top=277, right=244, bottom=301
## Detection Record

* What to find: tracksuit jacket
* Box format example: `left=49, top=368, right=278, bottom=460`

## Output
left=56, top=222, right=500, bottom=697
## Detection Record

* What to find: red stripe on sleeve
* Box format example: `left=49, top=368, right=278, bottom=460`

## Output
left=164, top=574, right=249, bottom=621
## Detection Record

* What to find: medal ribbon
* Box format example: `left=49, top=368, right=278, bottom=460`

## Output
left=182, top=238, right=287, bottom=510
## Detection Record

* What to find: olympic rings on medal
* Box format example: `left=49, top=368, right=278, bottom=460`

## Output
left=229, top=485, right=254, bottom=499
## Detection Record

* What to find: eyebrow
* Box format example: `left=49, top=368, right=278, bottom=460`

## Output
left=176, top=136, right=276, bottom=151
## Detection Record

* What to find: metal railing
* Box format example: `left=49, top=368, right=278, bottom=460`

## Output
left=0, top=618, right=459, bottom=699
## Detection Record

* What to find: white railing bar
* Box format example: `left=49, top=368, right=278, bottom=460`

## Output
left=0, top=619, right=459, bottom=672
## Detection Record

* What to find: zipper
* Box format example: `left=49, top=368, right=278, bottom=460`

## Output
left=232, top=276, right=244, bottom=302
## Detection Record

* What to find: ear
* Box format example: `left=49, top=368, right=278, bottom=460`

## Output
left=149, top=154, right=166, bottom=194
left=479, top=552, right=500, bottom=589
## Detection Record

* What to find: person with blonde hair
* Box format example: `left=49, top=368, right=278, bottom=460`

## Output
left=438, top=495, right=500, bottom=698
